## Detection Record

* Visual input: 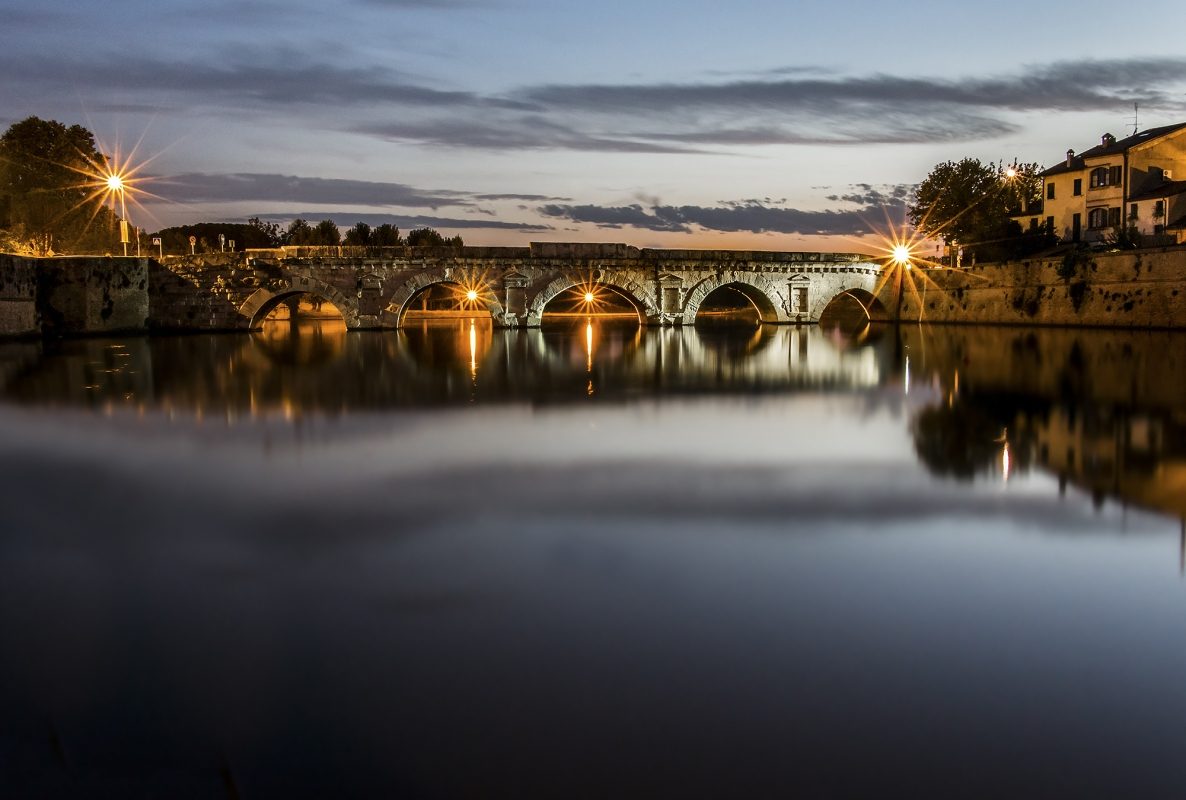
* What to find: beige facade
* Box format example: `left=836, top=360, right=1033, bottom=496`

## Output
left=1039, top=123, right=1186, bottom=245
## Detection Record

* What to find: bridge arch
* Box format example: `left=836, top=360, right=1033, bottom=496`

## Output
left=239, top=278, right=359, bottom=328
left=381, top=268, right=508, bottom=327
left=525, top=272, right=658, bottom=326
left=817, top=287, right=890, bottom=328
left=681, top=274, right=783, bottom=325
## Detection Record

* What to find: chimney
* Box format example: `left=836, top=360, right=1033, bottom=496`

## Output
left=1102, top=133, right=1116, bottom=146
left=1066, top=149, right=1075, bottom=168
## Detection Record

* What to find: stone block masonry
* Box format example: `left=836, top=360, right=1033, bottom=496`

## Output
left=899, top=246, right=1186, bottom=328
left=0, top=255, right=38, bottom=336
left=3, top=243, right=1186, bottom=337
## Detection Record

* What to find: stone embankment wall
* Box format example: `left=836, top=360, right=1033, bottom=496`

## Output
left=898, top=246, right=1186, bottom=328
left=0, top=255, right=149, bottom=337
left=0, top=256, right=37, bottom=336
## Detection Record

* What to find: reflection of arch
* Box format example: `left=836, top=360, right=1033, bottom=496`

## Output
left=240, top=278, right=358, bottom=328
left=250, top=320, right=346, bottom=367
left=526, top=273, right=657, bottom=325
left=681, top=275, right=782, bottom=325
left=381, top=269, right=507, bottom=327
left=818, top=288, right=890, bottom=327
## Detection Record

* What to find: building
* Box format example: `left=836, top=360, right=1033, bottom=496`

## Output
left=1038, top=122, right=1186, bottom=245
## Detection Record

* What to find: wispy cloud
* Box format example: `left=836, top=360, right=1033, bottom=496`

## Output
left=155, top=172, right=472, bottom=208
left=4, top=46, right=1185, bottom=153
left=538, top=186, right=913, bottom=236
left=250, top=211, right=550, bottom=231
left=354, top=118, right=707, bottom=153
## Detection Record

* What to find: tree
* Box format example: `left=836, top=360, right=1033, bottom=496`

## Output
left=150, top=221, right=285, bottom=254
left=0, top=116, right=121, bottom=255
left=371, top=223, right=401, bottom=246
left=313, top=219, right=340, bottom=245
left=287, top=218, right=315, bottom=245
left=405, top=227, right=462, bottom=247
left=909, top=158, right=1045, bottom=262
left=247, top=216, right=285, bottom=247
left=343, top=221, right=371, bottom=246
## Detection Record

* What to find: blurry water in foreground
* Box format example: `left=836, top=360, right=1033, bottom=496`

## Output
left=2, top=318, right=1186, bottom=797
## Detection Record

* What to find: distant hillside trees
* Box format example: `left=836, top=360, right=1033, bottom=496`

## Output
left=151, top=217, right=463, bottom=254
left=0, top=116, right=122, bottom=255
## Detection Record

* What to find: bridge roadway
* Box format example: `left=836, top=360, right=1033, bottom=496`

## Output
left=153, top=242, right=889, bottom=331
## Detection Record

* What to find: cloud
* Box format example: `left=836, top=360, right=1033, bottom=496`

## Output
left=155, top=172, right=472, bottom=208
left=354, top=119, right=707, bottom=153
left=4, top=46, right=1185, bottom=153
left=472, top=192, right=573, bottom=202
left=356, top=0, right=487, bottom=6
left=0, top=48, right=493, bottom=112
left=538, top=192, right=910, bottom=236
left=518, top=57, right=1186, bottom=115
left=249, top=211, right=551, bottom=231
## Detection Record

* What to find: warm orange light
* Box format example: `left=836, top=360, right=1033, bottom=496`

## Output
left=1005, top=166, right=1018, bottom=179
left=584, top=291, right=595, bottom=304
left=466, top=289, right=478, bottom=302
left=106, top=173, right=125, bottom=192
left=892, top=244, right=912, bottom=265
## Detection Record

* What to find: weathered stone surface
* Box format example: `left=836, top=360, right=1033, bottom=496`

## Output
left=7, top=243, right=1186, bottom=337
left=148, top=245, right=885, bottom=331
left=896, top=247, right=1186, bottom=328
left=37, top=257, right=149, bottom=335
left=0, top=256, right=38, bottom=336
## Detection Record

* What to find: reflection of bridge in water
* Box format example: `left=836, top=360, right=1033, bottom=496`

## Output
left=0, top=321, right=892, bottom=414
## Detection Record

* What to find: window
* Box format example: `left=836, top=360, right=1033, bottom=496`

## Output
left=1108, top=207, right=1121, bottom=228
left=1047, top=182, right=1056, bottom=200
left=1028, top=218, right=1038, bottom=231
left=1154, top=200, right=1165, bottom=219
left=1128, top=204, right=1138, bottom=221
left=1090, top=166, right=1123, bottom=189
left=1088, top=208, right=1109, bottom=229
left=1045, top=216, right=1054, bottom=233
left=794, top=287, right=808, bottom=313
left=1073, top=179, right=1082, bottom=196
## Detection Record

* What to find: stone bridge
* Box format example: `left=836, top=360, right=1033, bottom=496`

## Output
left=152, top=242, right=889, bottom=331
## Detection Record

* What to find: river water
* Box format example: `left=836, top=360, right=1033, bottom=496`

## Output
left=2, top=318, right=1185, bottom=797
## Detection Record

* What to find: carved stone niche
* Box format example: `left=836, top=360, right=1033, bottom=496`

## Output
left=357, top=273, right=383, bottom=315
left=502, top=271, right=530, bottom=315
left=658, top=273, right=683, bottom=314
left=788, top=274, right=810, bottom=317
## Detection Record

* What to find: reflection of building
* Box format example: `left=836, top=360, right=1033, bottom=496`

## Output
left=1038, top=122, right=1186, bottom=244
left=1026, top=405, right=1186, bottom=518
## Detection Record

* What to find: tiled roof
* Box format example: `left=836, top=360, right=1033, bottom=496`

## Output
left=1040, top=122, right=1186, bottom=177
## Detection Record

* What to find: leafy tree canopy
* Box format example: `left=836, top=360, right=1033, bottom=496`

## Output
left=406, top=227, right=463, bottom=247
left=149, top=220, right=287, bottom=254
left=343, top=221, right=371, bottom=246
left=0, top=116, right=121, bottom=255
left=909, top=158, right=1047, bottom=261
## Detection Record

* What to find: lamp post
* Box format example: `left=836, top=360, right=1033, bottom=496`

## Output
left=106, top=173, right=129, bottom=256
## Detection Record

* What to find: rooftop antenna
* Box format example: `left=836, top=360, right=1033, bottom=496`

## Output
left=1130, top=102, right=1139, bottom=136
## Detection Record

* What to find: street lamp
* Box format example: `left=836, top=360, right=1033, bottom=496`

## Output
left=105, top=172, right=130, bottom=256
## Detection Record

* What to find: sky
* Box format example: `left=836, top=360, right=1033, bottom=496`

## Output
left=3, top=0, right=1186, bottom=252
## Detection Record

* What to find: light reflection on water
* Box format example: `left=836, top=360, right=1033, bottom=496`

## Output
left=2, top=319, right=1186, bottom=796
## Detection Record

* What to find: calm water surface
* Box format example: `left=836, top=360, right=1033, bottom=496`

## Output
left=2, top=318, right=1185, bottom=797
